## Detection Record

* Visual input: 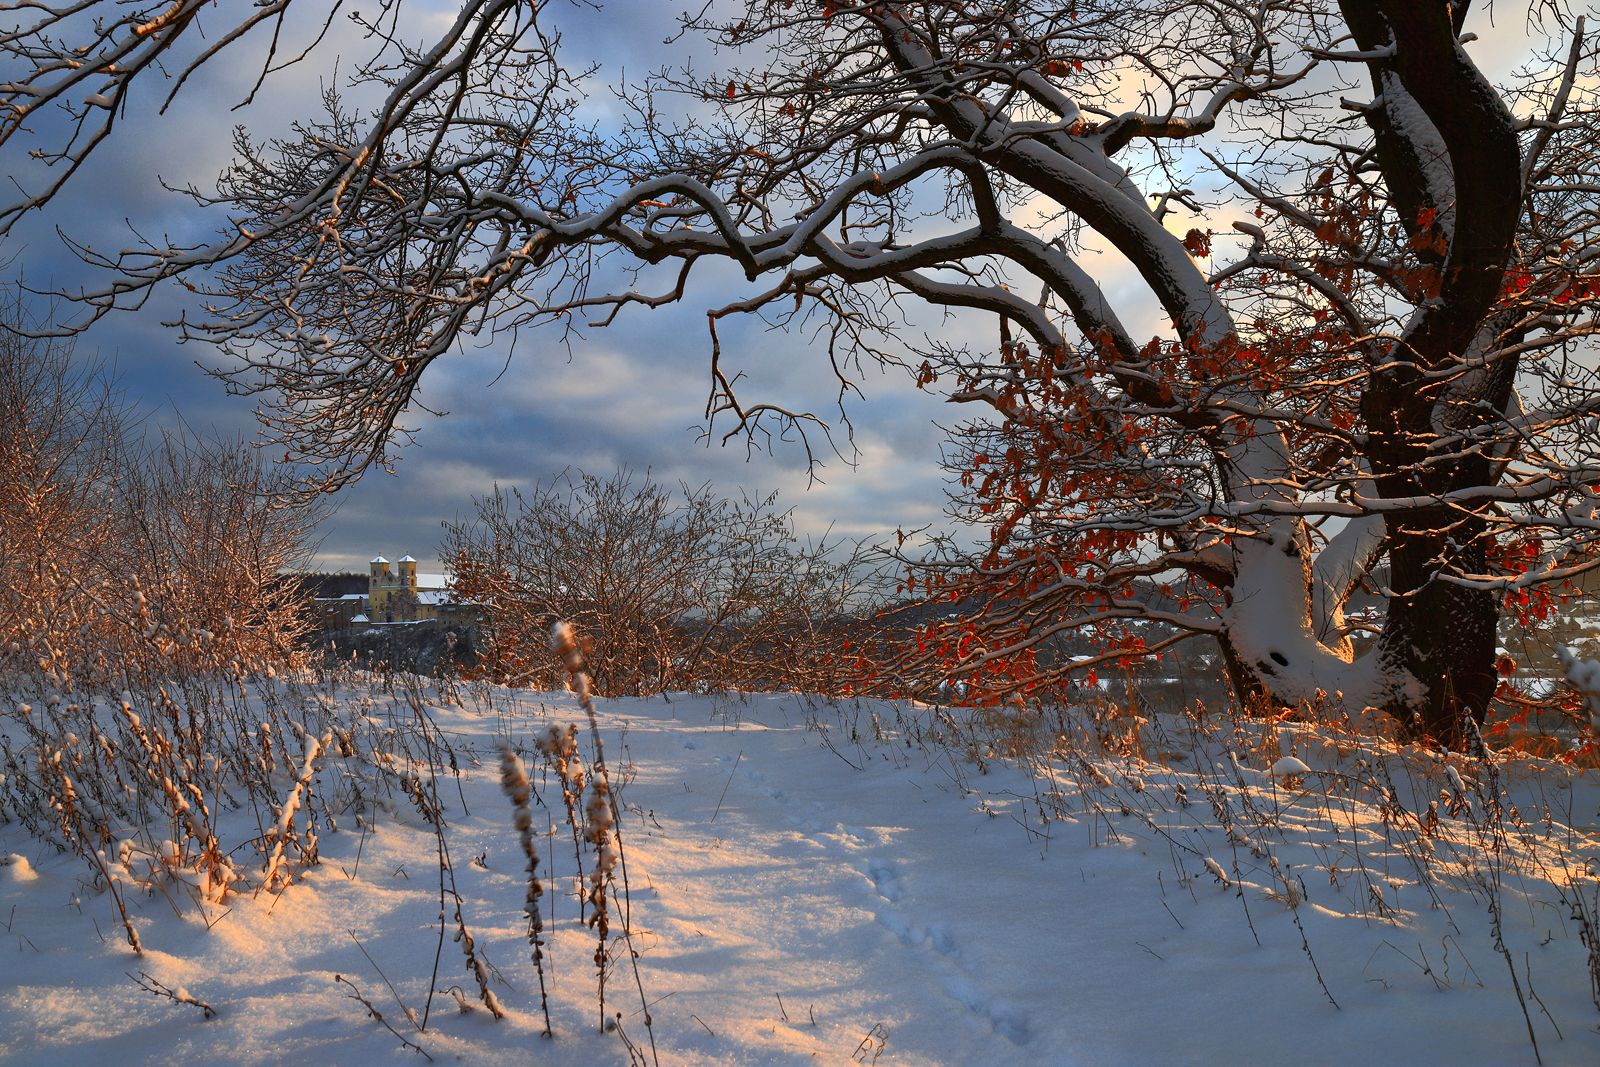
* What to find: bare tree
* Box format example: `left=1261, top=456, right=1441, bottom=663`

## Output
left=443, top=469, right=871, bottom=696
left=5, top=2, right=1600, bottom=742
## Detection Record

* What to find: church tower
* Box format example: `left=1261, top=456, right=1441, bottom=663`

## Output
left=369, top=556, right=392, bottom=616
left=398, top=554, right=418, bottom=594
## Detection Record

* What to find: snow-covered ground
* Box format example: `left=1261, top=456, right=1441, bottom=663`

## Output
left=2, top=682, right=1597, bottom=1065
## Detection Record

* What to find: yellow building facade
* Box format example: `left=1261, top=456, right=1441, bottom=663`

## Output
left=366, top=555, right=476, bottom=626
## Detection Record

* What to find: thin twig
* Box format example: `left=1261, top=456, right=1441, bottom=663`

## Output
left=710, top=750, right=743, bottom=824
left=349, top=929, right=420, bottom=1031
left=336, top=974, right=433, bottom=1061
left=127, top=970, right=215, bottom=1020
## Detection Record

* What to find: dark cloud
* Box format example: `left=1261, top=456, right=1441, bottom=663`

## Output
left=316, top=290, right=956, bottom=571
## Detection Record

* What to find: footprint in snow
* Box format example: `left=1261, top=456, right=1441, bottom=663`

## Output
left=987, top=1000, right=1032, bottom=1046
left=877, top=908, right=912, bottom=942
left=743, top=768, right=785, bottom=802
left=876, top=914, right=958, bottom=961
left=942, top=975, right=1032, bottom=1046
left=866, top=859, right=902, bottom=903
left=837, top=823, right=868, bottom=846
left=855, top=855, right=1025, bottom=1047
left=792, top=803, right=829, bottom=836
left=923, top=920, right=957, bottom=958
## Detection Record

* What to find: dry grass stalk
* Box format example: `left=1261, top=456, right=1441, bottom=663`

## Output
left=550, top=621, right=659, bottom=1064
left=336, top=974, right=433, bottom=1061
left=536, top=723, right=588, bottom=920
left=260, top=729, right=331, bottom=892
left=451, top=905, right=505, bottom=1020
left=500, top=746, right=552, bottom=1034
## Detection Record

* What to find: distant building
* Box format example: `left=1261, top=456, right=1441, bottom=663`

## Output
left=313, top=554, right=480, bottom=632
left=317, top=593, right=369, bottom=632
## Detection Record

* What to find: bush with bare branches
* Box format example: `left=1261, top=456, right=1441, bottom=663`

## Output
left=444, top=469, right=876, bottom=696
left=0, top=305, right=320, bottom=691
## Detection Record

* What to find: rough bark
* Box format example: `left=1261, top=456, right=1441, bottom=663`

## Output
left=1377, top=517, right=1498, bottom=745
left=1336, top=0, right=1523, bottom=745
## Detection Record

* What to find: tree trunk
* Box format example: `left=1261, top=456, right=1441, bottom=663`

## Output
left=1218, top=631, right=1273, bottom=714
left=1376, top=517, right=1497, bottom=747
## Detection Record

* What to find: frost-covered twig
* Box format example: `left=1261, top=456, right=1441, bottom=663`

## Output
left=1556, top=645, right=1600, bottom=729
left=44, top=755, right=140, bottom=954
left=128, top=970, right=215, bottom=1020
left=451, top=905, right=505, bottom=1021
left=260, top=729, right=330, bottom=892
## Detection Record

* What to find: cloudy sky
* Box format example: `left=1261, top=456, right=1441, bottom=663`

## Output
left=3, top=1, right=966, bottom=574
left=3, top=1, right=1547, bottom=574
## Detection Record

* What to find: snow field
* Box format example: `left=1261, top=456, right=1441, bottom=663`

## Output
left=0, top=680, right=1597, bottom=1065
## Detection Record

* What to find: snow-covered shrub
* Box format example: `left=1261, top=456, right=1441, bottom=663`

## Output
left=0, top=666, right=459, bottom=957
